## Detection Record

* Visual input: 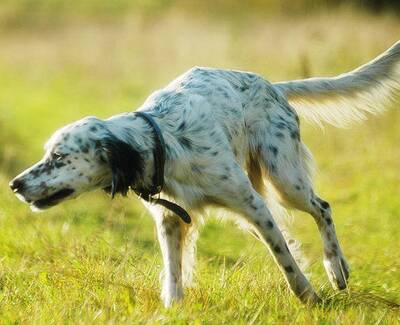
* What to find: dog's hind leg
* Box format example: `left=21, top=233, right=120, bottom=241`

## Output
left=209, top=162, right=320, bottom=304
left=308, top=195, right=350, bottom=290
left=260, top=136, right=350, bottom=290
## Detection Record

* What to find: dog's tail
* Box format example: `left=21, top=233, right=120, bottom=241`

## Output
left=273, top=41, right=400, bottom=127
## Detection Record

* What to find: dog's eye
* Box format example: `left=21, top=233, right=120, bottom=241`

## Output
left=52, top=152, right=64, bottom=161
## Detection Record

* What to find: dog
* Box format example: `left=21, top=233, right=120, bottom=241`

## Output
left=10, top=41, right=400, bottom=306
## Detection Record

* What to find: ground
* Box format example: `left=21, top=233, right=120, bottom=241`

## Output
left=0, top=2, right=399, bottom=324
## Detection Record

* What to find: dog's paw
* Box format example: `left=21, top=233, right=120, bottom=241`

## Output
left=161, top=293, right=183, bottom=308
left=161, top=284, right=183, bottom=307
left=298, top=287, right=322, bottom=305
left=323, top=255, right=350, bottom=290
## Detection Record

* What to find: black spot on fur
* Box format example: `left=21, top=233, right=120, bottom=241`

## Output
left=177, top=121, right=186, bottom=131
left=319, top=199, right=330, bottom=209
left=94, top=140, right=102, bottom=149
left=290, top=131, right=300, bottom=140
left=54, top=161, right=66, bottom=168
left=269, top=145, right=278, bottom=157
left=326, top=218, right=332, bottom=225
left=266, top=220, right=274, bottom=229
left=199, top=146, right=211, bottom=152
left=31, top=168, right=40, bottom=177
left=284, top=266, right=294, bottom=273
left=274, top=245, right=282, bottom=253
left=250, top=204, right=258, bottom=210
left=191, top=164, right=202, bottom=173
left=276, top=122, right=286, bottom=130
left=178, top=136, right=192, bottom=149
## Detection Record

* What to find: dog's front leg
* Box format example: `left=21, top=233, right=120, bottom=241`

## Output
left=156, top=214, right=184, bottom=307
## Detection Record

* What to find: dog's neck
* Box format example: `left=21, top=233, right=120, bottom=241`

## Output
left=105, top=112, right=158, bottom=192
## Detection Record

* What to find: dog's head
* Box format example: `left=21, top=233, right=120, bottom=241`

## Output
left=10, top=116, right=144, bottom=211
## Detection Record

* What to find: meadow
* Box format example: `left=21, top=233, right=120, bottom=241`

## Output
left=0, top=2, right=399, bottom=323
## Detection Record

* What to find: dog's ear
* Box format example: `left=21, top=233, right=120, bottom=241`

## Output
left=100, top=134, right=144, bottom=198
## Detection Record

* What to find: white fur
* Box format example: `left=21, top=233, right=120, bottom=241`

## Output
left=274, top=41, right=400, bottom=127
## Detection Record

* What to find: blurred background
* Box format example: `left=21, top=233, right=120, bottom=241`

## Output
left=0, top=1, right=399, bottom=323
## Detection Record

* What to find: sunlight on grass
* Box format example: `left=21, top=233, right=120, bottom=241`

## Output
left=0, top=2, right=399, bottom=323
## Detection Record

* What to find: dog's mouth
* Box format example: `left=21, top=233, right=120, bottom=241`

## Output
left=31, top=188, right=75, bottom=210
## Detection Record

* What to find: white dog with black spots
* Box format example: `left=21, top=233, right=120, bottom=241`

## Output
left=10, top=41, right=400, bottom=306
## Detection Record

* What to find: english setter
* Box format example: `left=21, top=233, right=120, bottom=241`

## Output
left=10, top=41, right=400, bottom=306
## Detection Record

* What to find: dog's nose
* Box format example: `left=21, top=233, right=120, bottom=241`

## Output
left=9, top=178, right=24, bottom=193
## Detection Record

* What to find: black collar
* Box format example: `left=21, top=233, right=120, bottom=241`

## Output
left=134, top=111, right=165, bottom=195
left=134, top=111, right=191, bottom=224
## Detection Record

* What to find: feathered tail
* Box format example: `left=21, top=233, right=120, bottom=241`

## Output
left=274, top=41, right=400, bottom=127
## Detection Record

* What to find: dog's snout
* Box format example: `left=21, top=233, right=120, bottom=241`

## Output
left=9, top=178, right=24, bottom=193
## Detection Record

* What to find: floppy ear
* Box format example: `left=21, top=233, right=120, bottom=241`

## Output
left=101, top=134, right=144, bottom=198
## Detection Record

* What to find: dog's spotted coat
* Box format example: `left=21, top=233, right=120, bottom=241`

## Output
left=10, top=41, right=400, bottom=306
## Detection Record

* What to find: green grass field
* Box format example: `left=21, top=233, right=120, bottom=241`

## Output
left=0, top=2, right=399, bottom=324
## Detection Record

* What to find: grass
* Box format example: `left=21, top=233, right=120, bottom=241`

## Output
left=0, top=3, right=399, bottom=323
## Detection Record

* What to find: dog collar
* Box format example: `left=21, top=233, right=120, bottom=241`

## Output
left=134, top=111, right=192, bottom=224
